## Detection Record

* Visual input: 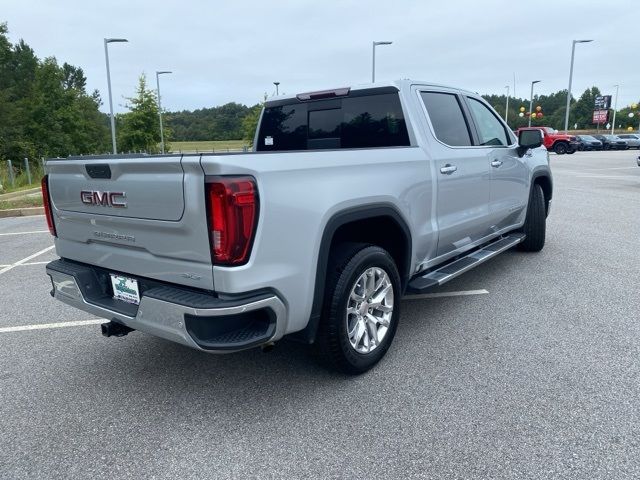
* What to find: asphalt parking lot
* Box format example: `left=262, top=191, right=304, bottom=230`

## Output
left=1, top=150, right=639, bottom=479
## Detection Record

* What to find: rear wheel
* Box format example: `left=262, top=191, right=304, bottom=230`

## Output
left=518, top=183, right=546, bottom=252
left=316, top=244, right=401, bottom=374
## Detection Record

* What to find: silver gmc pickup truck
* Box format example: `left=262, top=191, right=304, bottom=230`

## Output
left=44, top=80, right=552, bottom=374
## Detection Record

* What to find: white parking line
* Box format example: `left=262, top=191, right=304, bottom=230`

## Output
left=0, top=230, right=49, bottom=236
left=0, top=319, right=104, bottom=333
left=575, top=175, right=638, bottom=179
left=0, top=261, right=50, bottom=268
left=0, top=245, right=55, bottom=275
left=404, top=289, right=489, bottom=300
left=583, top=167, right=639, bottom=171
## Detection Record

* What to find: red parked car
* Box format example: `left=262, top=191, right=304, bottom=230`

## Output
left=516, top=127, right=579, bottom=155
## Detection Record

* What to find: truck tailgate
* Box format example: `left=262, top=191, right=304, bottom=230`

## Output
left=47, top=155, right=215, bottom=290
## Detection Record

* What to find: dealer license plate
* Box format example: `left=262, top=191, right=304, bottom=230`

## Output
left=110, top=274, right=140, bottom=305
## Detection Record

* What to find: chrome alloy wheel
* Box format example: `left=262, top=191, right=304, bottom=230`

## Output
left=346, top=267, right=394, bottom=354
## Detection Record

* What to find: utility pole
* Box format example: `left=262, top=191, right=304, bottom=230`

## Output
left=104, top=38, right=128, bottom=154
left=528, top=80, right=540, bottom=127
left=564, top=39, right=593, bottom=133
left=611, top=84, right=619, bottom=135
left=371, top=41, right=392, bottom=83
left=504, top=85, right=510, bottom=124
left=156, top=70, right=172, bottom=154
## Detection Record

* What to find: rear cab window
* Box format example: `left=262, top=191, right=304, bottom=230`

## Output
left=256, top=88, right=411, bottom=151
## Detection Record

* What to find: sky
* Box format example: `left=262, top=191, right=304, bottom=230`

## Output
left=3, top=0, right=639, bottom=113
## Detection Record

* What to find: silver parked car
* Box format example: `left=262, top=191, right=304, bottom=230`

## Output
left=617, top=134, right=640, bottom=149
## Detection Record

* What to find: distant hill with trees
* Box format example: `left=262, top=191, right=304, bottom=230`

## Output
left=166, top=102, right=259, bottom=141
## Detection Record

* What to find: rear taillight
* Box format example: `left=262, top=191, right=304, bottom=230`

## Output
left=41, top=175, right=56, bottom=237
left=205, top=176, right=258, bottom=266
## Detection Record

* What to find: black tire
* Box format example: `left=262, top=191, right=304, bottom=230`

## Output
left=553, top=142, right=568, bottom=155
left=518, top=183, right=546, bottom=252
left=315, top=244, right=401, bottom=374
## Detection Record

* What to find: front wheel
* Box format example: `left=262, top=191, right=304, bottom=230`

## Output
left=518, top=183, right=546, bottom=252
left=554, top=142, right=568, bottom=155
left=316, top=244, right=401, bottom=374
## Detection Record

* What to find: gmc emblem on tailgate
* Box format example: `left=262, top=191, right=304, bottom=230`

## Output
left=80, top=190, right=127, bottom=208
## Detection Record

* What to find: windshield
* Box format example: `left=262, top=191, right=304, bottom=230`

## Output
left=580, top=135, right=596, bottom=141
left=543, top=127, right=556, bottom=134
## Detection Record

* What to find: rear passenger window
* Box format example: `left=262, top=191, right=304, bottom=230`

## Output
left=341, top=95, right=409, bottom=148
left=420, top=92, right=472, bottom=147
left=256, top=92, right=410, bottom=151
left=467, top=97, right=510, bottom=146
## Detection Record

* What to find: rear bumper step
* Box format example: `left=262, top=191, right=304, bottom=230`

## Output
left=46, top=259, right=286, bottom=352
left=407, top=233, right=525, bottom=293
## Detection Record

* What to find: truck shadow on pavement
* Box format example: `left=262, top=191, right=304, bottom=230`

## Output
left=61, top=250, right=535, bottom=416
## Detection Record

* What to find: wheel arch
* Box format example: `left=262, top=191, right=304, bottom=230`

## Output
left=291, top=203, right=412, bottom=344
left=531, top=171, right=553, bottom=215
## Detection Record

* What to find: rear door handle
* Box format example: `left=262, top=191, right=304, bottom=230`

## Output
left=440, top=164, right=457, bottom=175
left=491, top=160, right=503, bottom=168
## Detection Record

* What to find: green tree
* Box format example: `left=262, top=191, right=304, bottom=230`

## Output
left=117, top=74, right=161, bottom=153
left=242, top=103, right=263, bottom=146
left=614, top=102, right=640, bottom=131
left=0, top=22, right=109, bottom=163
left=571, top=87, right=602, bottom=130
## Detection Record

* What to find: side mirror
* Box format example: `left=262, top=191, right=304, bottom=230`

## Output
left=517, top=129, right=543, bottom=157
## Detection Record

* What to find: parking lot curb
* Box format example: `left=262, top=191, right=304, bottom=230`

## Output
left=0, top=206, right=45, bottom=218
left=0, top=187, right=41, bottom=201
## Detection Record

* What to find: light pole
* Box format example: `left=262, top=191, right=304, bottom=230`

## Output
left=273, top=82, right=280, bottom=96
left=156, top=70, right=172, bottom=154
left=611, top=84, right=619, bottom=134
left=104, top=38, right=128, bottom=154
left=372, top=41, right=392, bottom=83
left=504, top=85, right=510, bottom=123
left=564, top=39, right=593, bottom=134
left=528, top=80, right=540, bottom=127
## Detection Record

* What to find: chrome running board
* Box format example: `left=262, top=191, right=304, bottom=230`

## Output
left=406, top=233, right=525, bottom=293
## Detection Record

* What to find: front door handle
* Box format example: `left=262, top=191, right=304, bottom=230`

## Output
left=440, top=164, right=457, bottom=175
left=491, top=159, right=503, bottom=168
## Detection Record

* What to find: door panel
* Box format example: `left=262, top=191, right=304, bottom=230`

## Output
left=435, top=149, right=493, bottom=256
left=489, top=149, right=529, bottom=229
left=418, top=90, right=494, bottom=258
left=464, top=96, right=529, bottom=230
